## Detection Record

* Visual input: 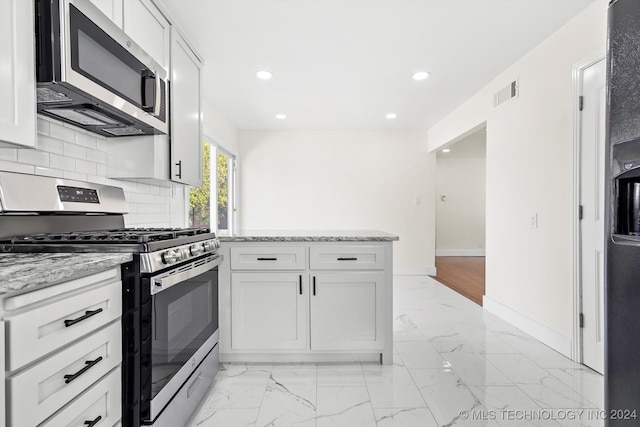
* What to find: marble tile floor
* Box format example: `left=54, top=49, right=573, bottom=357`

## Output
left=192, top=275, right=604, bottom=427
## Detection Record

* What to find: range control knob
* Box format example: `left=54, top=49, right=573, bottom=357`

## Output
left=203, top=241, right=213, bottom=252
left=190, top=244, right=205, bottom=256
left=161, top=249, right=179, bottom=264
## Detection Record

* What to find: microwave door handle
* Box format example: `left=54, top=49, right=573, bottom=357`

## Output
left=154, top=76, right=162, bottom=117
left=141, top=70, right=156, bottom=113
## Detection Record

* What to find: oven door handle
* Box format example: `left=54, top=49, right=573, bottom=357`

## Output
left=151, top=255, right=222, bottom=295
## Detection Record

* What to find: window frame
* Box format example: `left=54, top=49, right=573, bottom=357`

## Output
left=214, top=145, right=237, bottom=236
left=185, top=135, right=238, bottom=234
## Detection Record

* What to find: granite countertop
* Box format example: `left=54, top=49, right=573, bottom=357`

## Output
left=0, top=252, right=132, bottom=296
left=218, top=230, right=399, bottom=242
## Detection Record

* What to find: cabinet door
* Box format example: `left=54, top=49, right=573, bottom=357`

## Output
left=170, top=29, right=203, bottom=186
left=122, top=0, right=170, bottom=71
left=231, top=273, right=307, bottom=350
left=89, top=0, right=123, bottom=28
left=0, top=0, right=36, bottom=148
left=310, top=272, right=385, bottom=351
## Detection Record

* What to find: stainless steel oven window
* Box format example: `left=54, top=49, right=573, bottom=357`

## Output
left=149, top=265, right=219, bottom=400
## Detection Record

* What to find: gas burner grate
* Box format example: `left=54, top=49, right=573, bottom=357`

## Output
left=3, top=227, right=212, bottom=244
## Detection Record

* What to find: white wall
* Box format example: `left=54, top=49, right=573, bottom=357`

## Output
left=204, top=101, right=240, bottom=155
left=427, top=1, right=607, bottom=353
left=238, top=130, right=435, bottom=273
left=436, top=141, right=486, bottom=256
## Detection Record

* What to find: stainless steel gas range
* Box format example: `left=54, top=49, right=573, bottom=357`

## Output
left=0, top=171, right=221, bottom=427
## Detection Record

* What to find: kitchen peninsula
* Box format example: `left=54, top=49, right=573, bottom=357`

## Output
left=218, top=230, right=398, bottom=365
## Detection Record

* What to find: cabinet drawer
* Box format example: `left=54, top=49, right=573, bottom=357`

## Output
left=309, top=246, right=385, bottom=270
left=5, top=279, right=122, bottom=371
left=40, top=367, right=121, bottom=427
left=230, top=246, right=306, bottom=270
left=7, top=322, right=122, bottom=427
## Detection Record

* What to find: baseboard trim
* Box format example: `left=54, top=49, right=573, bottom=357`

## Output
left=436, top=249, right=486, bottom=256
left=395, top=265, right=436, bottom=276
left=220, top=353, right=381, bottom=364
left=483, top=296, right=573, bottom=358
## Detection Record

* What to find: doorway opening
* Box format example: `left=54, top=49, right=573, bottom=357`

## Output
left=433, top=127, right=487, bottom=305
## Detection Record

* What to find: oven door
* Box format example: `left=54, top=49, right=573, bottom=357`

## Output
left=144, top=254, right=221, bottom=423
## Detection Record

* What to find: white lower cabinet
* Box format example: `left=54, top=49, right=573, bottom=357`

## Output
left=231, top=272, right=307, bottom=350
left=222, top=241, right=393, bottom=362
left=7, top=322, right=121, bottom=426
left=1, top=267, right=124, bottom=427
left=310, top=272, right=384, bottom=351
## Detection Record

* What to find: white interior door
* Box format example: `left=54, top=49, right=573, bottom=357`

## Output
left=580, top=58, right=606, bottom=374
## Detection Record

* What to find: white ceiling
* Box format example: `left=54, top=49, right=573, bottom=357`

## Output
left=160, top=0, right=597, bottom=131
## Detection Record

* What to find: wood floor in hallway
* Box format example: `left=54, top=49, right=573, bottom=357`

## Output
left=433, top=256, right=485, bottom=306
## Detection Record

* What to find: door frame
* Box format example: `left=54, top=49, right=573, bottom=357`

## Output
left=571, top=50, right=606, bottom=362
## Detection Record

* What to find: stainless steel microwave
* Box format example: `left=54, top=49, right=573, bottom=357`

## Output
left=35, top=0, right=168, bottom=137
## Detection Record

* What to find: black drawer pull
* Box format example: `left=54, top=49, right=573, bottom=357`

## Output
left=257, top=257, right=277, bottom=261
left=84, top=415, right=102, bottom=427
left=313, top=276, right=316, bottom=296
left=64, top=308, right=104, bottom=327
left=299, top=275, right=302, bottom=295
left=337, top=257, right=358, bottom=261
left=64, top=357, right=103, bottom=384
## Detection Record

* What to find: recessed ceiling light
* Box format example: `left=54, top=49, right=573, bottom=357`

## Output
left=385, top=113, right=398, bottom=119
left=256, top=70, right=273, bottom=80
left=442, top=148, right=451, bottom=153
left=412, top=71, right=430, bottom=81
left=275, top=114, right=287, bottom=119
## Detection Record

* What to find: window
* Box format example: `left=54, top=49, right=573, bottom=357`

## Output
left=216, top=148, right=235, bottom=235
left=188, top=141, right=237, bottom=235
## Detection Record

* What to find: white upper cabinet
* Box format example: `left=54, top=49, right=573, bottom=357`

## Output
left=123, top=0, right=171, bottom=71
left=89, top=0, right=124, bottom=28
left=170, top=28, right=203, bottom=186
left=102, top=0, right=203, bottom=185
left=0, top=0, right=36, bottom=148
left=90, top=0, right=169, bottom=71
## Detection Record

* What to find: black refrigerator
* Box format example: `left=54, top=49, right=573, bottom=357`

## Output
left=606, top=0, right=640, bottom=424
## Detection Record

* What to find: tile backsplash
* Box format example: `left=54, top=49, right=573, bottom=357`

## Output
left=0, top=116, right=187, bottom=227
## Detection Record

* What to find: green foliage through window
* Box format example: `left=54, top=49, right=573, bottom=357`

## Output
left=189, top=143, right=210, bottom=228
left=217, top=152, right=229, bottom=230
left=189, top=142, right=231, bottom=231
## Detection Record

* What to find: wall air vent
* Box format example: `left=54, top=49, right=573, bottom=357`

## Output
left=493, top=79, right=519, bottom=109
